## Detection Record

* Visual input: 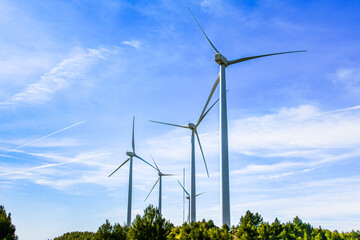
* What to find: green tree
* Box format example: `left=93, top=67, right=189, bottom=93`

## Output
left=93, top=219, right=128, bottom=240
left=219, top=224, right=233, bottom=240
left=127, top=205, right=173, bottom=240
left=54, top=231, right=95, bottom=240
left=167, top=220, right=232, bottom=240
left=234, top=210, right=263, bottom=240
left=0, top=205, right=17, bottom=240
left=269, top=218, right=283, bottom=239
left=257, top=222, right=271, bottom=239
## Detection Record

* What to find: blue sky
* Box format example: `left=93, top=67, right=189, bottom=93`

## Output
left=1, top=0, right=360, bottom=239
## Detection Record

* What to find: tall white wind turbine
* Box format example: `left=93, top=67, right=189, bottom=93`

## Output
left=177, top=180, right=205, bottom=223
left=188, top=8, right=307, bottom=226
left=108, top=116, right=156, bottom=226
left=150, top=98, right=219, bottom=222
left=144, top=155, right=176, bottom=214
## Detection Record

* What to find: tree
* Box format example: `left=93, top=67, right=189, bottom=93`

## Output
left=92, top=219, right=128, bottom=240
left=234, top=210, right=263, bottom=240
left=127, top=205, right=173, bottom=240
left=0, top=205, right=17, bottom=240
left=257, top=222, right=271, bottom=239
left=53, top=231, right=95, bottom=240
left=167, top=220, right=232, bottom=240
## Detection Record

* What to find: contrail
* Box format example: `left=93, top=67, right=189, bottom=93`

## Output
left=0, top=152, right=110, bottom=176
left=323, top=105, right=360, bottom=114
left=305, top=105, right=360, bottom=119
left=8, top=121, right=85, bottom=152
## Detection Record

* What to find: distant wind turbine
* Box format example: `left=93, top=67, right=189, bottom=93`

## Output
left=108, top=116, right=156, bottom=226
left=177, top=180, right=205, bottom=223
left=144, top=155, right=176, bottom=214
left=182, top=168, right=185, bottom=223
left=150, top=97, right=219, bottom=222
left=188, top=8, right=307, bottom=226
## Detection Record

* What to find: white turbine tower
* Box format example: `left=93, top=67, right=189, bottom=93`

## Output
left=144, top=155, right=176, bottom=214
left=150, top=98, right=219, bottom=222
left=108, top=116, right=156, bottom=226
left=177, top=180, right=205, bottom=223
left=188, top=8, right=307, bottom=226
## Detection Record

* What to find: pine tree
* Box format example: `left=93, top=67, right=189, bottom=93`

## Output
left=127, top=205, right=173, bottom=240
left=0, top=205, right=17, bottom=240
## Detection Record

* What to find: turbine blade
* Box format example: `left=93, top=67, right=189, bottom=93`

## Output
left=196, top=191, right=206, bottom=197
left=149, top=120, right=189, bottom=129
left=162, top=173, right=177, bottom=176
left=132, top=116, right=135, bottom=153
left=227, top=50, right=307, bottom=65
left=188, top=8, right=220, bottom=54
left=195, top=130, right=209, bottom=177
left=149, top=153, right=160, bottom=172
left=135, top=154, right=157, bottom=171
left=108, top=158, right=130, bottom=177
left=177, top=180, right=190, bottom=196
left=197, top=73, right=220, bottom=126
left=198, top=89, right=229, bottom=125
left=197, top=96, right=220, bottom=126
left=144, top=177, right=160, bottom=202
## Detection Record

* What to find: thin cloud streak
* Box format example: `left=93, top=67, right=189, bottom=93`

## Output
left=7, top=121, right=85, bottom=152
left=0, top=151, right=111, bottom=177
left=1, top=47, right=113, bottom=105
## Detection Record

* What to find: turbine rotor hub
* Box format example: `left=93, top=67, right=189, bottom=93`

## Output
left=126, top=151, right=135, bottom=157
left=188, top=123, right=196, bottom=129
left=214, top=53, right=228, bottom=66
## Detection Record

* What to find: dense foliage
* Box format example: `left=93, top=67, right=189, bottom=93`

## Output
left=0, top=205, right=17, bottom=240
left=231, top=210, right=360, bottom=240
left=167, top=220, right=232, bottom=240
left=53, top=206, right=360, bottom=240
left=127, top=205, right=173, bottom=240
left=54, top=231, right=95, bottom=240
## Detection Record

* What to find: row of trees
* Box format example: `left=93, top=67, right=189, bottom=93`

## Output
left=55, top=205, right=360, bottom=240
left=1, top=204, right=359, bottom=240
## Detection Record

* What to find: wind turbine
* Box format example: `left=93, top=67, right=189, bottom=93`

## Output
left=177, top=180, right=205, bottom=223
left=144, top=155, right=176, bottom=214
left=108, top=116, right=156, bottom=226
left=150, top=97, right=219, bottom=222
left=188, top=8, right=307, bottom=226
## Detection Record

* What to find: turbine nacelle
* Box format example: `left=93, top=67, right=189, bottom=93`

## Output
left=214, top=53, right=228, bottom=66
left=126, top=151, right=135, bottom=157
left=188, top=123, right=196, bottom=130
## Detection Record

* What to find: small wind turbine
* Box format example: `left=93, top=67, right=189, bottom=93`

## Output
left=144, top=155, right=176, bottom=214
left=150, top=97, right=219, bottom=222
left=177, top=180, right=205, bottom=223
left=188, top=8, right=307, bottom=226
left=108, top=116, right=156, bottom=226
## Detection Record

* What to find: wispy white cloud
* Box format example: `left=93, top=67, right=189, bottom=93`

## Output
left=230, top=104, right=360, bottom=153
left=332, top=67, right=360, bottom=93
left=0, top=146, right=160, bottom=193
left=1, top=47, right=113, bottom=105
left=146, top=104, right=360, bottom=178
left=121, top=40, right=141, bottom=49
